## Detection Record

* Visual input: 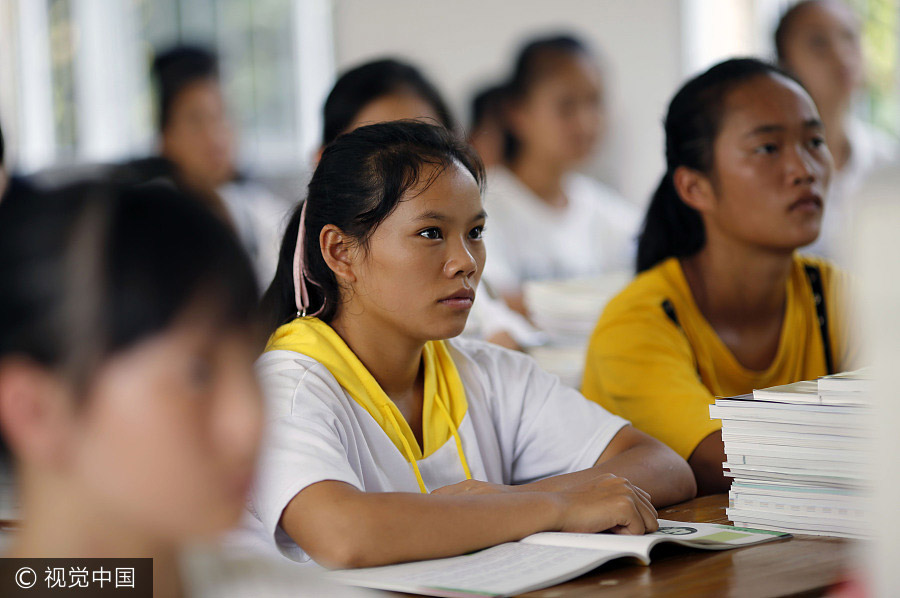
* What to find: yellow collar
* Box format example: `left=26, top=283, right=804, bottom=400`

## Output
left=266, top=317, right=472, bottom=492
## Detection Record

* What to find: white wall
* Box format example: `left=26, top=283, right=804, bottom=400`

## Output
left=332, top=0, right=685, bottom=207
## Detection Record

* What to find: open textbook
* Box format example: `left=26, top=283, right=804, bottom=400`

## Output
left=327, top=519, right=788, bottom=597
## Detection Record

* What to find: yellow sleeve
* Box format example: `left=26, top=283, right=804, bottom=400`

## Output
left=582, top=305, right=721, bottom=460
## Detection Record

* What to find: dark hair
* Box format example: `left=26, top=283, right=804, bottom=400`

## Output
left=0, top=119, right=5, bottom=166
left=0, top=181, right=257, bottom=388
left=637, top=58, right=801, bottom=273
left=504, top=34, right=592, bottom=161
left=322, top=59, right=455, bottom=146
left=469, top=83, right=509, bottom=133
left=261, top=121, right=484, bottom=334
left=151, top=45, right=219, bottom=132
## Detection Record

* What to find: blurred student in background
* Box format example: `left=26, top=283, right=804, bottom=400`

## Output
left=0, top=181, right=370, bottom=597
left=482, top=34, right=640, bottom=317
left=319, top=58, right=454, bottom=147
left=309, top=58, right=543, bottom=350
left=775, top=0, right=898, bottom=264
left=467, top=84, right=510, bottom=169
left=582, top=59, right=853, bottom=495
left=152, top=45, right=290, bottom=287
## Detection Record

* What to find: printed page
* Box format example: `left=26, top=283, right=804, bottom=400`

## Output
left=521, top=519, right=788, bottom=554
left=328, top=542, right=615, bottom=598
left=752, top=380, right=820, bottom=402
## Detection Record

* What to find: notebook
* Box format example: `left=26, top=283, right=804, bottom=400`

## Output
left=327, top=519, right=788, bottom=597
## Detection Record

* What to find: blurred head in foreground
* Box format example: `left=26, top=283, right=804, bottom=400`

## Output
left=0, top=182, right=262, bottom=564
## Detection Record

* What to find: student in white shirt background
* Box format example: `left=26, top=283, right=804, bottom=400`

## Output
left=239, top=120, right=696, bottom=568
left=151, top=45, right=292, bottom=289
left=775, top=0, right=899, bottom=266
left=482, top=34, right=641, bottom=317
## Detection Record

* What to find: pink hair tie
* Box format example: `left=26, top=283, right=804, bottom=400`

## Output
left=292, top=201, right=324, bottom=318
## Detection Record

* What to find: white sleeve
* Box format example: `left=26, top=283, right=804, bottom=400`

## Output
left=250, top=360, right=363, bottom=562
left=463, top=289, right=548, bottom=348
left=478, top=345, right=629, bottom=484
left=482, top=220, right=523, bottom=297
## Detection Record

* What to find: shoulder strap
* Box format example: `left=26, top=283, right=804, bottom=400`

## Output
left=662, top=299, right=680, bottom=327
left=803, top=263, right=835, bottom=375
left=660, top=299, right=699, bottom=375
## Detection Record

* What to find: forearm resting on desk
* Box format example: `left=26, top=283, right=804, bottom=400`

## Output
left=281, top=474, right=657, bottom=569
left=517, top=425, right=697, bottom=507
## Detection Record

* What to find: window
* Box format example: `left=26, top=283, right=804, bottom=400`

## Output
left=682, top=0, right=899, bottom=137
left=848, top=0, right=899, bottom=134
left=0, top=0, right=333, bottom=175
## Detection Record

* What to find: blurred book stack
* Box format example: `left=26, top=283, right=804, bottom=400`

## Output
left=522, top=273, right=629, bottom=387
left=710, top=368, right=874, bottom=538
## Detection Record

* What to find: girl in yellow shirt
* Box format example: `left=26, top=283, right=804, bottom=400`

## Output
left=582, top=58, right=851, bottom=496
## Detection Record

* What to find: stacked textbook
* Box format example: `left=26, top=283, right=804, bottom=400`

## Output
left=710, top=368, right=874, bottom=538
left=329, top=520, right=787, bottom=597
left=522, top=273, right=630, bottom=387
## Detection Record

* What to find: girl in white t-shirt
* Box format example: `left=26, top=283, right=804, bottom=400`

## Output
left=245, top=121, right=696, bottom=568
left=483, top=34, right=640, bottom=315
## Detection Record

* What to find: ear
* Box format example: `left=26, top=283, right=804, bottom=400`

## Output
left=319, top=225, right=357, bottom=284
left=0, top=358, right=74, bottom=469
left=672, top=165, right=717, bottom=213
left=313, top=146, right=324, bottom=166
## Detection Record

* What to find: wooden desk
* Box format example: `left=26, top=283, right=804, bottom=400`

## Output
left=522, top=494, right=851, bottom=598
left=386, top=494, right=852, bottom=598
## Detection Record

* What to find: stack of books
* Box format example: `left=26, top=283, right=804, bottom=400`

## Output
left=523, top=273, right=630, bottom=346
left=709, top=368, right=874, bottom=538
left=522, top=273, right=629, bottom=387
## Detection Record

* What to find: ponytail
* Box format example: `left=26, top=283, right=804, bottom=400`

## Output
left=637, top=172, right=704, bottom=272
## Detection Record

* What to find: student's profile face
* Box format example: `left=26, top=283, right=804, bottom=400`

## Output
left=66, top=314, right=262, bottom=543
left=510, top=54, right=604, bottom=166
left=349, top=162, right=485, bottom=342
left=347, top=92, right=443, bottom=132
left=161, top=78, right=235, bottom=190
left=703, top=74, right=833, bottom=251
left=781, top=1, right=863, bottom=108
